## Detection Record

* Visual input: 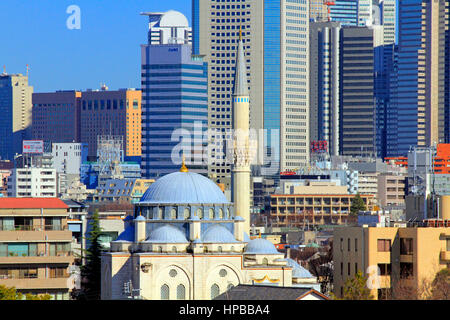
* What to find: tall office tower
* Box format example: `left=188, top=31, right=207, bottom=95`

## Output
left=445, top=1, right=450, bottom=143
left=339, top=26, right=376, bottom=157
left=231, top=34, right=252, bottom=233
left=389, top=0, right=449, bottom=156
left=141, top=10, right=192, bottom=45
left=0, top=73, right=33, bottom=161
left=310, top=21, right=342, bottom=156
left=329, top=0, right=359, bottom=25
left=310, top=0, right=331, bottom=22
left=193, top=0, right=310, bottom=188
left=79, top=88, right=142, bottom=159
left=32, top=91, right=82, bottom=143
left=141, top=44, right=208, bottom=178
left=358, top=0, right=373, bottom=25
left=141, top=11, right=208, bottom=179
left=377, top=0, right=396, bottom=44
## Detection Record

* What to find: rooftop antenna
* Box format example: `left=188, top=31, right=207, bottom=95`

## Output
left=26, top=64, right=30, bottom=77
left=2, top=65, right=6, bottom=75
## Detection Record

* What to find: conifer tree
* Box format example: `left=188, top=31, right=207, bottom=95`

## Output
left=350, top=194, right=366, bottom=217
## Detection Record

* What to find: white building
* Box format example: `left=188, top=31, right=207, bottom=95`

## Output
left=140, top=10, right=192, bottom=45
left=7, top=167, right=57, bottom=197
left=52, top=143, right=88, bottom=175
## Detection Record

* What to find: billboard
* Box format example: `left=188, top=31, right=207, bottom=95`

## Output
left=23, top=140, right=44, bottom=154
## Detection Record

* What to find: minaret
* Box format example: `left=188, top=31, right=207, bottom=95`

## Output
left=231, top=29, right=252, bottom=234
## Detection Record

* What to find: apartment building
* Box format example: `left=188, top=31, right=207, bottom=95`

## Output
left=333, top=223, right=450, bottom=299
left=0, top=198, right=75, bottom=299
left=269, top=189, right=375, bottom=227
left=7, top=167, right=57, bottom=198
left=377, top=173, right=406, bottom=207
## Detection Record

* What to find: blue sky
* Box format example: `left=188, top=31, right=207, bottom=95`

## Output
left=0, top=0, right=191, bottom=92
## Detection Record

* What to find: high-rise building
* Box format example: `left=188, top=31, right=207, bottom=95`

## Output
left=193, top=0, right=310, bottom=188
left=0, top=73, right=33, bottom=161
left=310, top=0, right=331, bottom=22
left=141, top=11, right=208, bottom=178
left=329, top=0, right=359, bottom=26
left=310, top=21, right=342, bottom=156
left=339, top=26, right=376, bottom=157
left=79, top=88, right=142, bottom=159
left=141, top=44, right=208, bottom=178
left=32, top=91, right=82, bottom=144
left=388, top=0, right=449, bottom=156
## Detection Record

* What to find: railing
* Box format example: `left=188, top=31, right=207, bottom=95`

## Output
left=0, top=225, right=68, bottom=231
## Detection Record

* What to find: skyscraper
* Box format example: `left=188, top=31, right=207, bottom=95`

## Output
left=339, top=26, right=376, bottom=157
left=329, top=0, right=359, bottom=26
left=388, top=0, right=449, bottom=156
left=193, top=0, right=310, bottom=187
left=141, top=11, right=208, bottom=178
left=141, top=10, right=192, bottom=45
left=0, top=73, right=33, bottom=160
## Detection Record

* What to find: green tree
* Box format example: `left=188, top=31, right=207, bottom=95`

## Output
left=332, top=271, right=374, bottom=300
left=0, top=285, right=51, bottom=300
left=79, top=209, right=104, bottom=300
left=350, top=194, right=366, bottom=217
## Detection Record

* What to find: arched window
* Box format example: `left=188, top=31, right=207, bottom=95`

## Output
left=184, top=208, right=190, bottom=219
left=262, top=258, right=269, bottom=265
left=209, top=208, right=214, bottom=219
left=177, top=284, right=186, bottom=300
left=158, top=246, right=163, bottom=253
left=161, top=284, right=169, bottom=300
left=158, top=207, right=163, bottom=219
left=172, top=246, right=177, bottom=253
left=219, top=208, right=224, bottom=219
left=197, top=208, right=203, bottom=219
left=211, top=284, right=220, bottom=299
left=218, top=246, right=223, bottom=253
left=171, top=208, right=177, bottom=220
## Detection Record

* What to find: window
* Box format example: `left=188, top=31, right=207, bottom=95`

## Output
left=378, top=288, right=392, bottom=300
left=340, top=238, right=343, bottom=251
left=177, top=284, right=185, bottom=300
left=49, top=243, right=70, bottom=256
left=348, top=262, right=351, bottom=276
left=161, top=284, right=169, bottom=300
left=377, top=239, right=391, bottom=252
left=355, top=239, right=358, bottom=252
left=400, top=263, right=413, bottom=279
left=447, top=239, right=450, bottom=251
left=400, top=238, right=413, bottom=255
left=378, top=263, right=391, bottom=276
left=348, top=238, right=350, bottom=251
left=340, top=262, right=343, bottom=276
left=211, top=284, right=220, bottom=299
left=50, top=267, right=68, bottom=278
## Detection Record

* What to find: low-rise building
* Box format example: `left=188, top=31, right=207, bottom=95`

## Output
left=333, top=223, right=450, bottom=300
left=90, top=178, right=154, bottom=204
left=0, top=198, right=75, bottom=299
left=7, top=167, right=57, bottom=197
left=377, top=173, right=407, bottom=208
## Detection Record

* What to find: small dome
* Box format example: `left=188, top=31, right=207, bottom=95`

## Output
left=244, top=238, right=280, bottom=254
left=135, top=216, right=146, bottom=221
left=159, top=10, right=189, bottom=28
left=201, top=225, right=238, bottom=243
left=146, top=224, right=188, bottom=243
left=285, top=258, right=314, bottom=279
left=140, top=171, right=229, bottom=204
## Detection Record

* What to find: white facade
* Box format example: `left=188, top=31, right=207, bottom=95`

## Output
left=7, top=167, right=57, bottom=197
left=52, top=143, right=88, bottom=175
left=141, top=10, right=192, bottom=45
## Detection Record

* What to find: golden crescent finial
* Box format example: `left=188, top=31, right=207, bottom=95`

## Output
left=180, top=153, right=188, bottom=172
left=239, top=25, right=242, bottom=41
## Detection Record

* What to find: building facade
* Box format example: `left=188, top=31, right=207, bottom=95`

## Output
left=0, top=198, right=75, bottom=299
left=141, top=43, right=208, bottom=178
left=32, top=91, right=82, bottom=144
left=7, top=168, right=57, bottom=198
left=333, top=225, right=450, bottom=299
left=0, top=73, right=33, bottom=161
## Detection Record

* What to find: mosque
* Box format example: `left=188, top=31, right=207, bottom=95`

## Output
left=100, top=32, right=319, bottom=300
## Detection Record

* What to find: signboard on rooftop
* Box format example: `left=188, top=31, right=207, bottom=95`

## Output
left=23, top=140, right=44, bottom=154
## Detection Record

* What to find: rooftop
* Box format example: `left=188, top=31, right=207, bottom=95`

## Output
left=0, top=198, right=68, bottom=209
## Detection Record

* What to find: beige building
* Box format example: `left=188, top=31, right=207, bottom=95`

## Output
left=0, top=198, right=75, bottom=299
left=269, top=193, right=376, bottom=227
left=0, top=73, right=33, bottom=161
left=333, top=223, right=450, bottom=300
left=377, top=173, right=406, bottom=208
left=7, top=167, right=57, bottom=198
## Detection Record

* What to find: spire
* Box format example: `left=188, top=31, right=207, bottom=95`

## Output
left=233, top=28, right=249, bottom=97
left=180, top=153, right=188, bottom=173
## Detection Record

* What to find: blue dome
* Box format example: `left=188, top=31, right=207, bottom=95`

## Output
left=139, top=171, right=229, bottom=204
left=244, top=238, right=280, bottom=254
left=146, top=224, right=188, bottom=243
left=285, top=258, right=314, bottom=279
left=201, top=225, right=238, bottom=243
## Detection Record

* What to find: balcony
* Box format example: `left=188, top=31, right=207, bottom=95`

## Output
left=0, top=277, right=71, bottom=290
